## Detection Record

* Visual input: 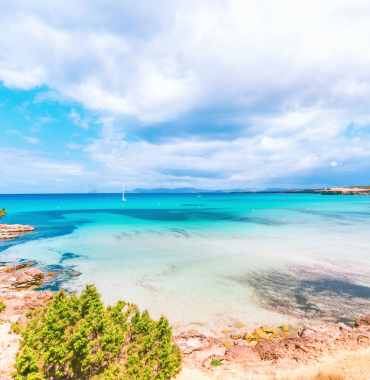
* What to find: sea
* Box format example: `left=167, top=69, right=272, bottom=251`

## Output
left=1, top=193, right=370, bottom=334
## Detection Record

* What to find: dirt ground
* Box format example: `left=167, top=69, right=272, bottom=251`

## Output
left=177, top=348, right=370, bottom=380
left=0, top=322, right=20, bottom=380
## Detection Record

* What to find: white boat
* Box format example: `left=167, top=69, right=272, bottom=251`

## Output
left=122, top=184, right=126, bottom=201
left=197, top=192, right=201, bottom=197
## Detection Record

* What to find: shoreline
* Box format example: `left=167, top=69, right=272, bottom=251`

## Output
left=232, top=187, right=370, bottom=195
left=1, top=262, right=370, bottom=379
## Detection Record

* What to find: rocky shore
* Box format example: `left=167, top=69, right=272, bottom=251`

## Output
left=0, top=224, right=34, bottom=240
left=1, top=262, right=370, bottom=379
left=234, top=186, right=370, bottom=195
left=175, top=318, right=370, bottom=378
left=0, top=263, right=53, bottom=379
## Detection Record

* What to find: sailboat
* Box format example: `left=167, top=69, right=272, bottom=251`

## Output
left=122, top=184, right=126, bottom=201
left=197, top=192, right=201, bottom=198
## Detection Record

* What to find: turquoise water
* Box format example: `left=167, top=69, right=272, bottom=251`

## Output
left=1, top=193, right=370, bottom=333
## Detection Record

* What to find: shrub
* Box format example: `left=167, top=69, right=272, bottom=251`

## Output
left=0, top=300, right=6, bottom=312
left=0, top=207, right=6, bottom=219
left=13, top=285, right=182, bottom=380
left=211, top=359, right=223, bottom=366
left=11, top=321, right=21, bottom=334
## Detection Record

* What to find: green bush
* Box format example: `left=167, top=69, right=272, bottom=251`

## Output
left=0, top=300, right=6, bottom=312
left=11, top=321, right=21, bottom=334
left=0, top=207, right=6, bottom=219
left=211, top=359, right=223, bottom=366
left=13, top=285, right=182, bottom=380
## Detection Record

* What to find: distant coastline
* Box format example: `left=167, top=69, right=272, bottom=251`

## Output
left=232, top=186, right=370, bottom=195
left=81, top=185, right=370, bottom=195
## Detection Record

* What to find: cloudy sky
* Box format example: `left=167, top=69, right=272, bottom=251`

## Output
left=1, top=0, right=370, bottom=193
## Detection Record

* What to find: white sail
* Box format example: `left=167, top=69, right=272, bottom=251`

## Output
left=122, top=184, right=126, bottom=201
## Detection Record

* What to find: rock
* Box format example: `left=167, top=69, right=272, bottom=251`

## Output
left=23, top=268, right=43, bottom=278
left=234, top=340, right=250, bottom=346
left=299, top=323, right=342, bottom=340
left=174, top=332, right=226, bottom=362
left=337, top=322, right=352, bottom=331
left=355, top=314, right=370, bottom=327
left=9, top=315, right=20, bottom=323
left=223, top=341, right=233, bottom=347
left=70, top=271, right=81, bottom=276
left=261, top=326, right=278, bottom=335
left=48, top=272, right=56, bottom=276
left=188, top=329, right=198, bottom=333
left=231, top=334, right=243, bottom=340
left=0, top=224, right=34, bottom=233
left=279, top=324, right=290, bottom=332
left=236, top=322, right=245, bottom=328
left=252, top=328, right=267, bottom=339
left=280, top=332, right=291, bottom=339
left=0, top=224, right=34, bottom=240
left=226, top=344, right=258, bottom=360
left=221, top=329, right=231, bottom=334
left=1, top=262, right=35, bottom=273
left=0, top=233, right=19, bottom=240
left=244, top=332, right=253, bottom=341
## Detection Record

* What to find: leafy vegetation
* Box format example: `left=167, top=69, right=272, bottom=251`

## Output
left=0, top=300, right=5, bottom=312
left=211, top=359, right=223, bottom=366
left=13, top=285, right=182, bottom=380
left=0, top=207, right=6, bottom=219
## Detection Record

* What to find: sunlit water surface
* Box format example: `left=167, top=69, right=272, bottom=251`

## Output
left=1, top=193, right=370, bottom=333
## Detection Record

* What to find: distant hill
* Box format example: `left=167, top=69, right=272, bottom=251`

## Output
left=126, top=187, right=260, bottom=193
left=263, top=188, right=297, bottom=191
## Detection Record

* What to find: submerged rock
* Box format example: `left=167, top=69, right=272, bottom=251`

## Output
left=261, top=326, right=278, bottom=335
left=252, top=328, right=267, bottom=339
left=279, top=324, right=291, bottom=332
left=231, top=334, right=243, bottom=340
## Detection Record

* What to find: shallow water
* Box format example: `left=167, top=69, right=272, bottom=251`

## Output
left=1, top=193, right=370, bottom=333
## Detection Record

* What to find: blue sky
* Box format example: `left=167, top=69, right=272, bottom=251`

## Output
left=1, top=0, right=370, bottom=193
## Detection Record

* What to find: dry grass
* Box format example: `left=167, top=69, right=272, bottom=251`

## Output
left=311, top=373, right=346, bottom=380
left=282, top=372, right=347, bottom=380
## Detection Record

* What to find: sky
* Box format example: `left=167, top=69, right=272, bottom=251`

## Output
left=1, top=0, right=370, bottom=193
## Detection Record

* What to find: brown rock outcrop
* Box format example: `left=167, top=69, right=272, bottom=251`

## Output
left=174, top=332, right=226, bottom=363
left=0, top=224, right=34, bottom=232
left=0, top=224, right=34, bottom=240
left=355, top=315, right=370, bottom=327
left=255, top=318, right=370, bottom=363
left=175, top=314, right=370, bottom=373
left=0, top=265, right=44, bottom=290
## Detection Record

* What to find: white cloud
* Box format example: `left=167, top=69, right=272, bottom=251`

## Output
left=70, top=108, right=89, bottom=129
left=83, top=107, right=370, bottom=188
left=1, top=1, right=370, bottom=189
left=66, top=142, right=83, bottom=149
left=22, top=136, right=40, bottom=144
left=0, top=147, right=93, bottom=192
left=1, top=0, right=370, bottom=123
